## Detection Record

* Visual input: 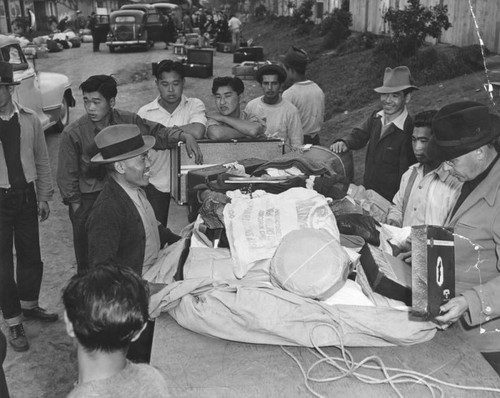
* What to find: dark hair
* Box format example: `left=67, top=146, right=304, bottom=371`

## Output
left=79, top=75, right=117, bottom=101
left=153, top=59, right=185, bottom=79
left=211, top=76, right=244, bottom=95
left=414, top=110, right=438, bottom=129
left=255, top=64, right=287, bottom=84
left=62, top=265, right=149, bottom=353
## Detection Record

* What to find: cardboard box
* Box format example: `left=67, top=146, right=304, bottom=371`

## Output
left=171, top=139, right=284, bottom=204
left=411, top=225, right=455, bottom=319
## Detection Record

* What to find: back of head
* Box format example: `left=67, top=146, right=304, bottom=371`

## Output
left=62, top=265, right=149, bottom=353
left=153, top=59, right=185, bottom=80
left=282, top=46, right=309, bottom=75
left=211, top=76, right=244, bottom=95
left=79, top=75, right=118, bottom=101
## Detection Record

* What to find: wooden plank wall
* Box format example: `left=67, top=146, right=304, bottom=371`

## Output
left=349, top=0, right=500, bottom=53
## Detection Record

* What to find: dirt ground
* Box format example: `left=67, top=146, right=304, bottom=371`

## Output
left=2, top=39, right=499, bottom=398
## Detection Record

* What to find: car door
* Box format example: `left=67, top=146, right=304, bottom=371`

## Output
left=145, top=10, right=163, bottom=42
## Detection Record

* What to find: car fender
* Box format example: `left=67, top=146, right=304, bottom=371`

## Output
left=38, top=71, right=75, bottom=112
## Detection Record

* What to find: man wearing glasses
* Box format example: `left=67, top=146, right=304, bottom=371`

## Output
left=430, top=101, right=500, bottom=375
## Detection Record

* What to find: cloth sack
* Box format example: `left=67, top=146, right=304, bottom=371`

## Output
left=270, top=228, right=350, bottom=300
left=223, top=188, right=340, bottom=278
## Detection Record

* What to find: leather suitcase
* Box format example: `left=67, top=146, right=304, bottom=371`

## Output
left=184, top=63, right=212, bottom=78
left=171, top=139, right=284, bottom=204
left=232, top=61, right=270, bottom=80
left=233, top=46, right=264, bottom=63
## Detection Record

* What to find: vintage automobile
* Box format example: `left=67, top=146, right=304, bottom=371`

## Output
left=106, top=4, right=163, bottom=52
left=0, top=35, right=75, bottom=132
left=152, top=2, right=183, bottom=29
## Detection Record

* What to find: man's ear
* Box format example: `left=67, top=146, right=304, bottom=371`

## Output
left=114, top=160, right=125, bottom=174
left=64, top=311, right=76, bottom=338
left=109, top=97, right=116, bottom=108
left=404, top=92, right=412, bottom=104
left=130, top=322, right=148, bottom=343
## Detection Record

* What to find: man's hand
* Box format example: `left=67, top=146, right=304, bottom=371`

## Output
left=396, top=250, right=412, bottom=264
left=434, top=296, right=469, bottom=326
left=206, top=111, right=225, bottom=122
left=183, top=133, right=203, bottom=165
left=330, top=141, right=348, bottom=153
left=38, top=201, right=50, bottom=222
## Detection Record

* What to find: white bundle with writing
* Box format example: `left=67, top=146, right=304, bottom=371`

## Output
left=224, top=187, right=340, bottom=279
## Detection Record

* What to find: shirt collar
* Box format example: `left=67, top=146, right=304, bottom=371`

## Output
left=113, top=176, right=141, bottom=204
left=148, top=95, right=188, bottom=113
left=376, top=107, right=408, bottom=130
left=0, top=101, right=20, bottom=121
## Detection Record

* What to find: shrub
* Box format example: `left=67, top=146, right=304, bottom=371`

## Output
left=320, top=7, right=352, bottom=49
left=293, top=0, right=314, bottom=24
left=383, top=0, right=452, bottom=57
left=456, top=44, right=490, bottom=71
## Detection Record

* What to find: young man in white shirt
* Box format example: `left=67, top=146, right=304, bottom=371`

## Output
left=282, top=46, right=325, bottom=145
left=138, top=60, right=206, bottom=226
left=387, top=110, right=462, bottom=227
left=244, top=64, right=303, bottom=151
left=206, top=76, right=265, bottom=140
left=228, top=14, right=242, bottom=51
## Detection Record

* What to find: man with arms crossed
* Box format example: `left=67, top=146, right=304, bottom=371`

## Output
left=206, top=76, right=265, bottom=140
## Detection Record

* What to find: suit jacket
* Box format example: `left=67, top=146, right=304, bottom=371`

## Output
left=342, top=110, right=416, bottom=201
left=446, top=158, right=500, bottom=352
left=86, top=177, right=168, bottom=276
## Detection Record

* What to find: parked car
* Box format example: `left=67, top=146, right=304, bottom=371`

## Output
left=152, top=3, right=183, bottom=29
left=0, top=35, right=75, bottom=132
left=106, top=7, right=163, bottom=52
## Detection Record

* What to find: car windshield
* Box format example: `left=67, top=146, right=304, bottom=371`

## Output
left=0, top=44, right=28, bottom=69
left=115, top=16, right=137, bottom=23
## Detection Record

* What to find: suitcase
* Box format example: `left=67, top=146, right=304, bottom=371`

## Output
left=233, top=46, right=264, bottom=63
left=171, top=139, right=284, bottom=204
left=186, top=48, right=214, bottom=77
left=184, top=63, right=212, bottom=78
left=232, top=61, right=270, bottom=80
left=217, top=42, right=232, bottom=53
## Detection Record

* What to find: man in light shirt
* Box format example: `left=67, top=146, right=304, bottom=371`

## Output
left=244, top=64, right=303, bottom=151
left=330, top=66, right=417, bottom=201
left=387, top=110, right=462, bottom=227
left=282, top=46, right=325, bottom=145
left=228, top=14, right=242, bottom=51
left=138, top=60, right=206, bottom=226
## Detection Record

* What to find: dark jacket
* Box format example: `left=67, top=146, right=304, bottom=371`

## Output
left=342, top=110, right=416, bottom=201
left=86, top=177, right=169, bottom=276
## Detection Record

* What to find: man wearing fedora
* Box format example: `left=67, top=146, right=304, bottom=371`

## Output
left=330, top=66, right=417, bottom=201
left=430, top=101, right=500, bottom=375
left=86, top=124, right=177, bottom=276
left=244, top=64, right=303, bottom=151
left=281, top=46, right=325, bottom=146
left=57, top=75, right=202, bottom=274
left=0, top=61, right=57, bottom=352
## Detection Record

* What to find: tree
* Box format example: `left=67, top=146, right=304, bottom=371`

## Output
left=383, top=0, right=451, bottom=57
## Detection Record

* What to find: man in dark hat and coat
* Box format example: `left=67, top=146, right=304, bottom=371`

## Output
left=330, top=66, right=418, bottom=201
left=244, top=64, right=303, bottom=151
left=431, top=101, right=500, bottom=375
left=282, top=46, right=325, bottom=146
left=0, top=62, right=58, bottom=352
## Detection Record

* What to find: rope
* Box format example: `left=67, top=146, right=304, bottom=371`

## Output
left=281, top=322, right=500, bottom=397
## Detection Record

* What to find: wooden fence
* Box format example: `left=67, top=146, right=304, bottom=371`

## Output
left=350, top=0, right=500, bottom=53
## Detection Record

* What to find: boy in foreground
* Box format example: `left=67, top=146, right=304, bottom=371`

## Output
left=62, top=265, right=169, bottom=397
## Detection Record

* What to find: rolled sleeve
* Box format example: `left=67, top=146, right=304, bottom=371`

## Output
left=188, top=99, right=207, bottom=125
left=32, top=115, right=53, bottom=201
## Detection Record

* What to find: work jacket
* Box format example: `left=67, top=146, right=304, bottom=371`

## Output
left=446, top=159, right=500, bottom=353
left=342, top=110, right=416, bottom=201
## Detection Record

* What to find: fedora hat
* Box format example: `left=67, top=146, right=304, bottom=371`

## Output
left=91, top=124, right=155, bottom=164
left=428, top=101, right=500, bottom=161
left=255, top=64, right=287, bottom=84
left=0, top=62, right=20, bottom=86
left=374, top=66, right=418, bottom=94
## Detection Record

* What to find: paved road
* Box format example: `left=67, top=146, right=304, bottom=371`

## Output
left=3, top=40, right=257, bottom=398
